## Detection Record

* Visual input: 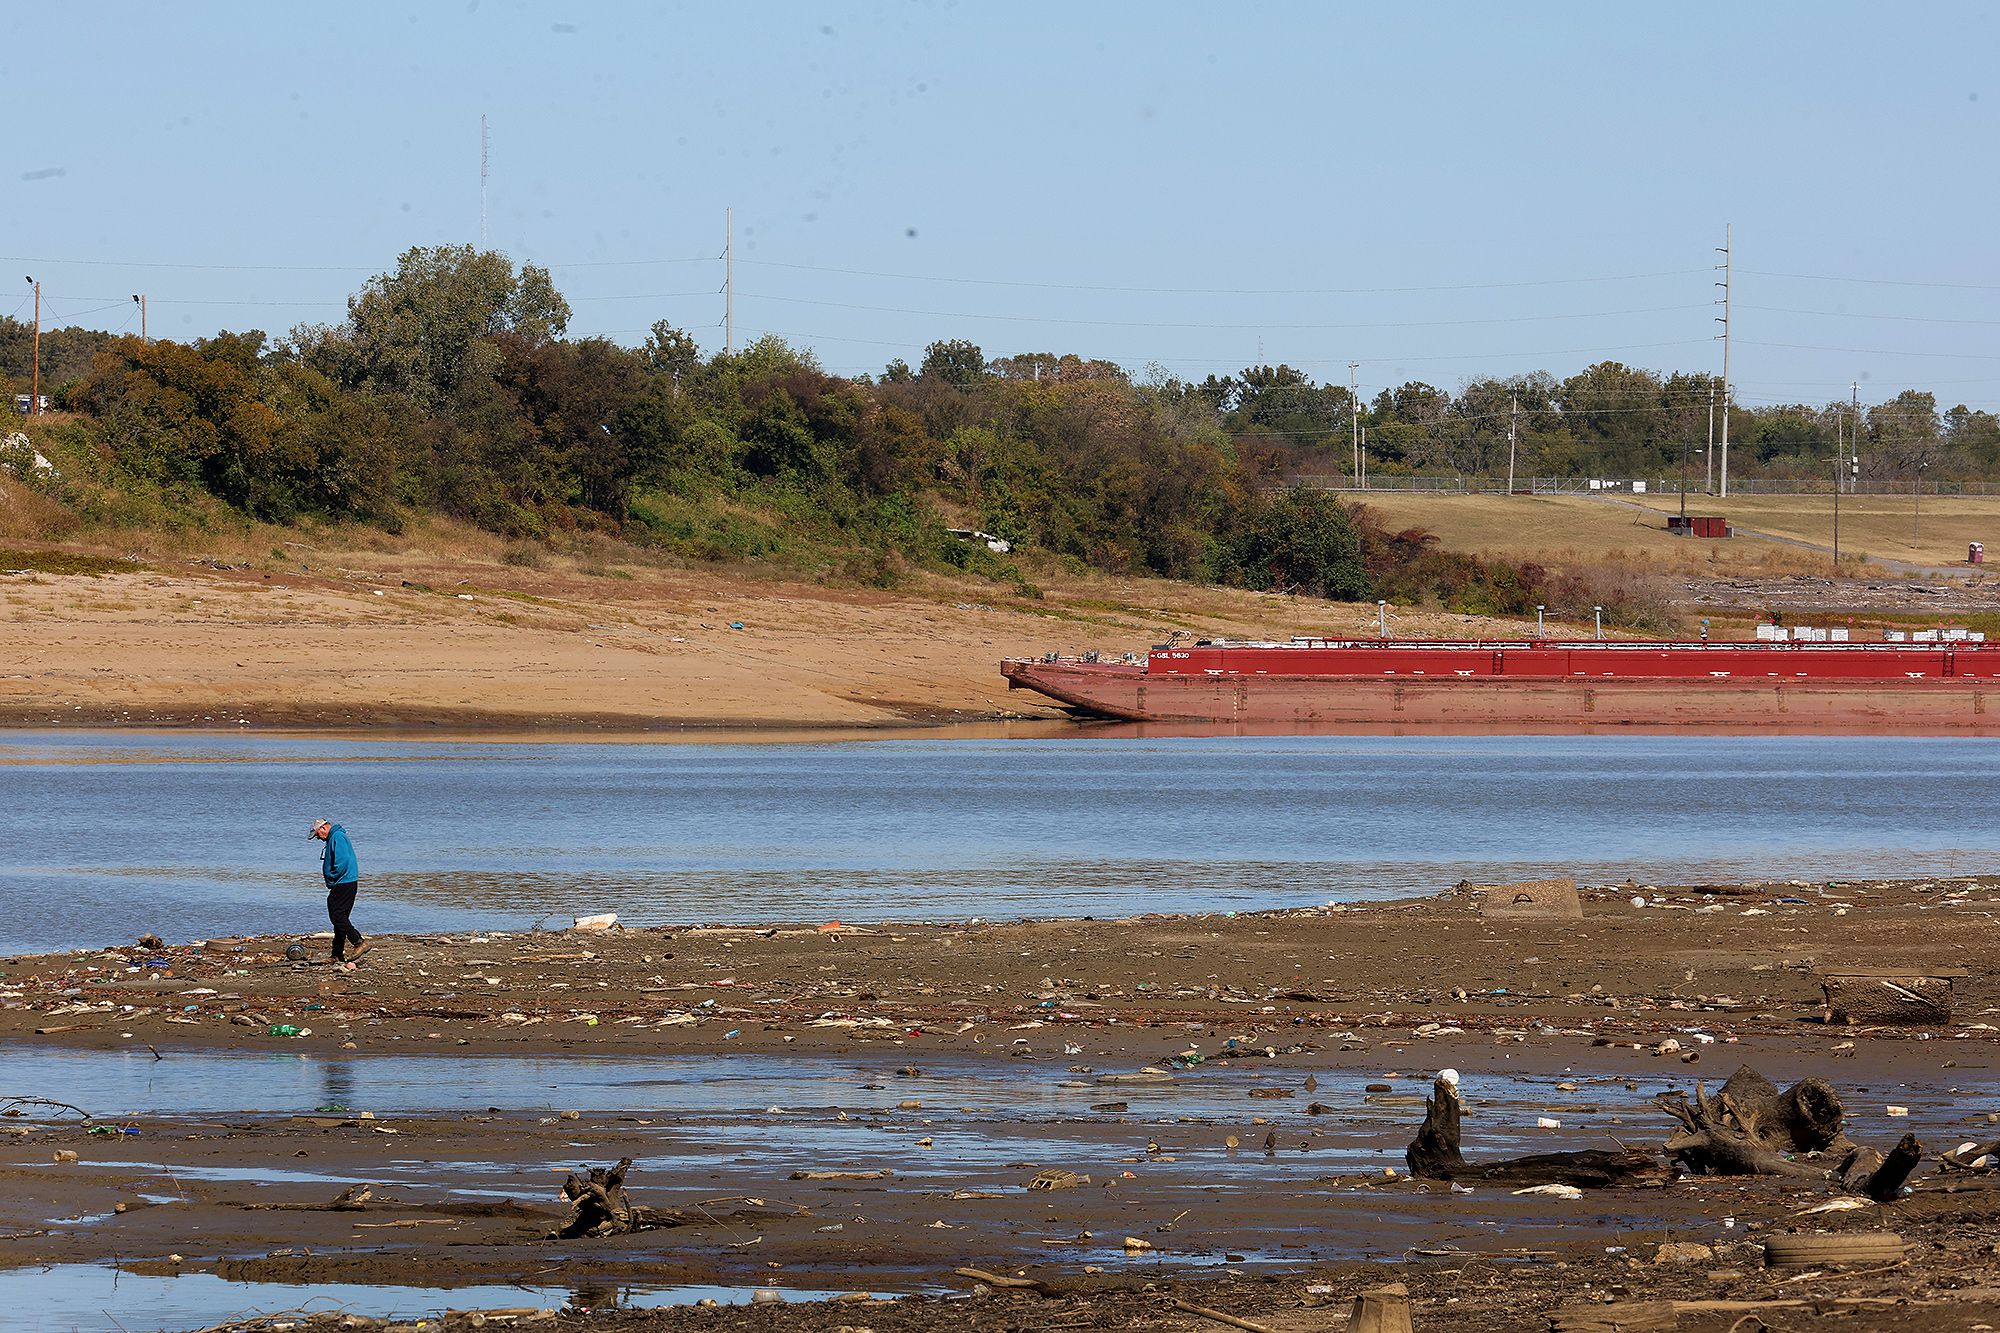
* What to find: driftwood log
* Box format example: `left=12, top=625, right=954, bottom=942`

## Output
left=1549, top=1303, right=1678, bottom=1332
left=1407, top=1067, right=1921, bottom=1199
left=1405, top=1076, right=1666, bottom=1187
left=1660, top=1065, right=1921, bottom=1198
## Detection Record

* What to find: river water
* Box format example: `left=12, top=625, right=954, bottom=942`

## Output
left=2, top=730, right=1995, bottom=955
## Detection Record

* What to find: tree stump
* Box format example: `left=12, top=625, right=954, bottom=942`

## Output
left=1710, top=1065, right=1849, bottom=1154
left=1837, top=1133, right=1923, bottom=1202
left=1350, top=1282, right=1415, bottom=1333
left=1661, top=1067, right=1920, bottom=1196
left=556, top=1156, right=636, bottom=1238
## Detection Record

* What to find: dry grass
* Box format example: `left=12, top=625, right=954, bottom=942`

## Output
left=1348, top=493, right=1835, bottom=576
left=1347, top=491, right=2000, bottom=576
left=1626, top=493, right=2000, bottom=569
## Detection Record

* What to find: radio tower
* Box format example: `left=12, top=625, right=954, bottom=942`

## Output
left=480, top=114, right=490, bottom=248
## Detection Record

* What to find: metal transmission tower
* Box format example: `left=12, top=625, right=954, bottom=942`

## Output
left=1714, top=224, right=1733, bottom=498
left=480, top=115, right=489, bottom=248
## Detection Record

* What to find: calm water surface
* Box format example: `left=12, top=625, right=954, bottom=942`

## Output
left=1, top=730, right=1995, bottom=954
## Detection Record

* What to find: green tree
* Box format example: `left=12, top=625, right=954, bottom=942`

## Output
left=1864, top=389, right=1943, bottom=481
left=919, top=339, right=986, bottom=388
left=294, top=245, right=571, bottom=412
left=643, top=320, right=703, bottom=386
left=1231, top=487, right=1369, bottom=600
left=1945, top=404, right=2000, bottom=469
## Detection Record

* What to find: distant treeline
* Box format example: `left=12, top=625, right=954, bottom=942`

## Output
left=0, top=246, right=1976, bottom=623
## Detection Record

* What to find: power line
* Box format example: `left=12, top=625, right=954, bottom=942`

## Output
left=544, top=254, right=721, bottom=269
left=736, top=258, right=1709, bottom=296
left=1744, top=339, right=2000, bottom=363
left=0, top=251, right=720, bottom=273
left=734, top=292, right=1709, bottom=332
left=1745, top=303, right=2000, bottom=328
left=0, top=254, right=380, bottom=274
left=721, top=324, right=1715, bottom=369
left=1743, top=268, right=2000, bottom=293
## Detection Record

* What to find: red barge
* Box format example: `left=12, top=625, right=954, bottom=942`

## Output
left=1001, top=637, right=2000, bottom=728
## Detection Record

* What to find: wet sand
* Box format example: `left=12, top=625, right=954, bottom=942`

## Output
left=6, top=875, right=2000, bottom=1328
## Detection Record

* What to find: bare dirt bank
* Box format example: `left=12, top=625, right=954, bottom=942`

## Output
left=0, top=552, right=1533, bottom=732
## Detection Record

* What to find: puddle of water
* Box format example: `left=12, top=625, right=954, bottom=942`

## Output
left=3, top=1263, right=889, bottom=1332
left=0, top=1045, right=1665, bottom=1123
left=11, top=1046, right=1991, bottom=1207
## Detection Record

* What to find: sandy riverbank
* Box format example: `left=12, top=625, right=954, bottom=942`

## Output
left=0, top=554, right=1538, bottom=732
left=5, top=876, right=2000, bottom=1329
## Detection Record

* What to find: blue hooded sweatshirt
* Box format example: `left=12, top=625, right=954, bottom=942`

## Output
left=321, top=824, right=358, bottom=888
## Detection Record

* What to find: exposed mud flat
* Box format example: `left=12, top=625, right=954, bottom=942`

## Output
left=7, top=876, right=2000, bottom=1330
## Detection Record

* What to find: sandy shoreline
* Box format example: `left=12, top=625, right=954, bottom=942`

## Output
left=0, top=557, right=1515, bottom=734
left=6, top=875, right=2000, bottom=1329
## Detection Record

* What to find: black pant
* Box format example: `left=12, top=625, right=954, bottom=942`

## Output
left=326, top=881, right=362, bottom=960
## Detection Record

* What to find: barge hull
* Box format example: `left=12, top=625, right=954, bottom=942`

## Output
left=1001, top=661, right=1997, bottom=727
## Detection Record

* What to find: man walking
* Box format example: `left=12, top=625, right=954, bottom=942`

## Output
left=309, top=818, right=366, bottom=970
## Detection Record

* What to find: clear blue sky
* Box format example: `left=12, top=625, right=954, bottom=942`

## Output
left=5, top=1, right=1996, bottom=411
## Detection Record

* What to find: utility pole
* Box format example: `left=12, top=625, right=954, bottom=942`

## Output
left=131, top=294, right=147, bottom=343
left=1849, top=382, right=1860, bottom=493
left=1715, top=224, right=1732, bottom=498
left=1832, top=445, right=1841, bottom=568
left=1349, top=362, right=1360, bottom=484
left=1507, top=394, right=1518, bottom=496
left=1705, top=384, right=1715, bottom=493
left=1679, top=428, right=1690, bottom=522
left=1914, top=463, right=1926, bottom=547
left=725, top=207, right=735, bottom=355
left=25, top=276, right=40, bottom=415
left=1360, top=426, right=1368, bottom=489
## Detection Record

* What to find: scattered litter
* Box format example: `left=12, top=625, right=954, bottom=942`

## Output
left=1798, top=1197, right=1869, bottom=1214
left=1512, top=1184, right=1583, bottom=1199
